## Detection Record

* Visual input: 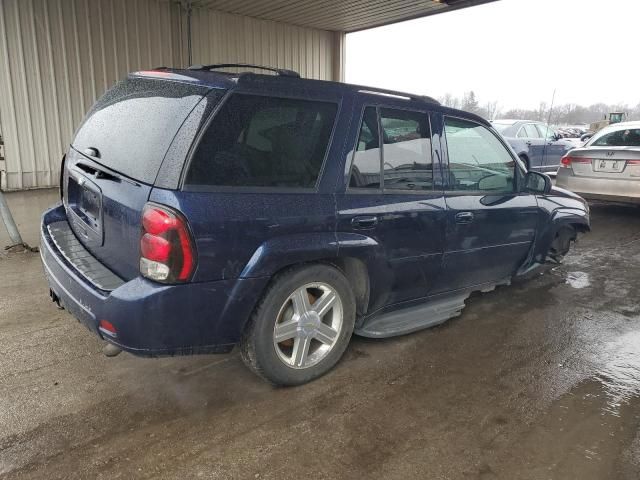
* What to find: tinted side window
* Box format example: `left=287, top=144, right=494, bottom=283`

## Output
left=444, top=117, right=516, bottom=192
left=186, top=94, right=337, bottom=188
left=349, top=107, right=381, bottom=189
left=380, top=108, right=432, bottom=191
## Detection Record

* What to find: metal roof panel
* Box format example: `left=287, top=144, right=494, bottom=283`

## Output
left=187, top=0, right=498, bottom=32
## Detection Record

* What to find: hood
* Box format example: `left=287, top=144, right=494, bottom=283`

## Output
left=549, top=185, right=589, bottom=214
left=551, top=185, right=583, bottom=201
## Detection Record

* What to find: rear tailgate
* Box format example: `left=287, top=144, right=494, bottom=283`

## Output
left=63, top=77, right=210, bottom=281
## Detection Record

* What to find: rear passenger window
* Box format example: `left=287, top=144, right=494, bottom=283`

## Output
left=380, top=108, right=432, bottom=191
left=349, top=107, right=432, bottom=191
left=186, top=94, right=337, bottom=188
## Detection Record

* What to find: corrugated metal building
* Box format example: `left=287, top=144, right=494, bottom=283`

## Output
left=0, top=0, right=495, bottom=190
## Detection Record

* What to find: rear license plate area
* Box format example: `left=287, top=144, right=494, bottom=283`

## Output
left=594, top=159, right=625, bottom=173
left=66, top=173, right=104, bottom=246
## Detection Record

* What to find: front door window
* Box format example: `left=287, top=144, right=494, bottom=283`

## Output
left=444, top=117, right=516, bottom=193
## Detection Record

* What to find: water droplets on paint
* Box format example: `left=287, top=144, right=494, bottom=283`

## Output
left=566, top=271, right=590, bottom=289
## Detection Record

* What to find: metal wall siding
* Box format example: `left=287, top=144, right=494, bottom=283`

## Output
left=0, top=0, right=339, bottom=190
left=0, top=0, right=184, bottom=190
left=189, top=7, right=336, bottom=81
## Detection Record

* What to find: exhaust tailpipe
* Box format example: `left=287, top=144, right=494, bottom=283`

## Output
left=103, top=343, right=122, bottom=357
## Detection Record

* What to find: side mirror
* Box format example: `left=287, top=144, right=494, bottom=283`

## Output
left=524, top=171, right=552, bottom=194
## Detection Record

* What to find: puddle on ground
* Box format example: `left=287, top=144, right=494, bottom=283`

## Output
left=565, top=271, right=591, bottom=289
left=595, top=330, right=640, bottom=416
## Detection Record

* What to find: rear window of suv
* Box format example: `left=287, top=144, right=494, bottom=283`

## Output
left=185, top=94, right=338, bottom=189
left=73, top=77, right=212, bottom=184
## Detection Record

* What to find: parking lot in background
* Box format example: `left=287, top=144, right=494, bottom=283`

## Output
left=1, top=190, right=639, bottom=479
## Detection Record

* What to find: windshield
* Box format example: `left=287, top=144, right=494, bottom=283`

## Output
left=590, top=127, right=640, bottom=147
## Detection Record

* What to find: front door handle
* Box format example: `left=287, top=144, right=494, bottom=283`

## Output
left=455, top=211, right=474, bottom=224
left=351, top=215, right=378, bottom=229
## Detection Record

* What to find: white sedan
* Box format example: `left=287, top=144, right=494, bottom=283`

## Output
left=556, top=121, right=640, bottom=204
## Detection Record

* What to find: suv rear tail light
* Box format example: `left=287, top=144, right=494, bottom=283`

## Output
left=560, top=155, right=592, bottom=168
left=140, top=203, right=196, bottom=283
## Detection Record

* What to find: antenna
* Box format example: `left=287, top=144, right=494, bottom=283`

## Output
left=542, top=88, right=556, bottom=164
left=546, top=88, right=556, bottom=126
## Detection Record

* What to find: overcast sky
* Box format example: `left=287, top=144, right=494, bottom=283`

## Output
left=346, top=0, right=638, bottom=111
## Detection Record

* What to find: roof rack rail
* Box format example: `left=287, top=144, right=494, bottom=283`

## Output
left=357, top=88, right=440, bottom=105
left=419, top=95, right=440, bottom=105
left=186, top=63, right=300, bottom=78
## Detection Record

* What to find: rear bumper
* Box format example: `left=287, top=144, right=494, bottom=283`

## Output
left=556, top=168, right=640, bottom=204
left=41, top=204, right=269, bottom=356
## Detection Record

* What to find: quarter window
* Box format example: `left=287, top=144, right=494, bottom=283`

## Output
left=186, top=94, right=337, bottom=188
left=518, top=124, right=539, bottom=138
left=444, top=117, right=516, bottom=192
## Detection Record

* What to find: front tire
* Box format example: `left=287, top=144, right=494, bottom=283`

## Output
left=549, top=226, right=576, bottom=262
left=240, top=264, right=356, bottom=386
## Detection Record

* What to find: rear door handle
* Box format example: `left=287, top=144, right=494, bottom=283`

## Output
left=525, top=141, right=532, bottom=146
left=351, top=215, right=378, bottom=229
left=455, top=211, right=474, bottom=224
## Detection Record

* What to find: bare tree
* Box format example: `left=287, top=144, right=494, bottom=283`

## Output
left=439, top=93, right=460, bottom=109
left=461, top=91, right=480, bottom=114
left=484, top=100, right=499, bottom=121
left=435, top=92, right=639, bottom=124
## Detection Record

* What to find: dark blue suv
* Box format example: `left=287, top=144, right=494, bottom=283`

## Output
left=41, top=65, right=590, bottom=385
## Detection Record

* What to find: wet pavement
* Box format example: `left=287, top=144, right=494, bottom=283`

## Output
left=1, top=192, right=640, bottom=479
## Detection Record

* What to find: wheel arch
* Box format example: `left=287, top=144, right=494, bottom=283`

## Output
left=239, top=232, right=381, bottom=318
left=526, top=208, right=590, bottom=267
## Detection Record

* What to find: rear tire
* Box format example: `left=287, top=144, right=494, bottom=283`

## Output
left=240, top=264, right=356, bottom=386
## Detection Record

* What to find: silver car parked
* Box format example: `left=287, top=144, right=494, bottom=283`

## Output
left=556, top=121, right=640, bottom=204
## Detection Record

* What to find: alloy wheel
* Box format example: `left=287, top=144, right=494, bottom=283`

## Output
left=272, top=282, right=343, bottom=369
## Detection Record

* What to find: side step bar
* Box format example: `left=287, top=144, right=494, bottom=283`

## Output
left=354, top=294, right=468, bottom=338
left=354, top=278, right=511, bottom=338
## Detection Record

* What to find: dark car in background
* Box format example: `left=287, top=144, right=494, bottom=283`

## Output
left=40, top=65, right=590, bottom=386
left=492, top=119, right=576, bottom=174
